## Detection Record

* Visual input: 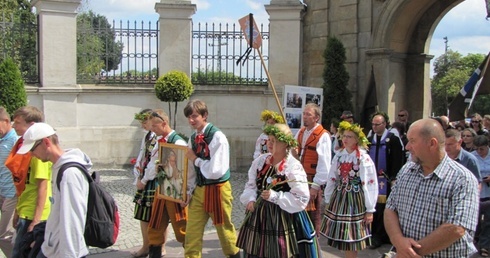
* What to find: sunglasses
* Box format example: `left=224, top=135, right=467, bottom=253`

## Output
left=30, top=139, right=43, bottom=152
left=151, top=112, right=165, bottom=121
left=398, top=114, right=406, bottom=117
left=471, top=120, right=481, bottom=123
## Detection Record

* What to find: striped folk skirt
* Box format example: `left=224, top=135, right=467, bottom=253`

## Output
left=320, top=185, right=371, bottom=251
left=133, top=178, right=157, bottom=222
left=236, top=200, right=320, bottom=258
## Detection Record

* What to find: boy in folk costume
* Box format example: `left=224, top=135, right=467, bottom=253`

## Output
left=183, top=99, right=240, bottom=258
left=294, top=103, right=332, bottom=235
left=146, top=109, right=188, bottom=258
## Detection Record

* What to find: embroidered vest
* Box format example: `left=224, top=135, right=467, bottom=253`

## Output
left=167, top=132, right=183, bottom=144
left=190, top=124, right=230, bottom=186
left=297, top=125, right=328, bottom=176
left=368, top=134, right=389, bottom=175
left=368, top=132, right=393, bottom=203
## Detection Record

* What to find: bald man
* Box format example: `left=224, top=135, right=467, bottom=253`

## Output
left=384, top=119, right=479, bottom=257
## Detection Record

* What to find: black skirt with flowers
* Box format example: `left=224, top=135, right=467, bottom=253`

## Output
left=236, top=163, right=319, bottom=258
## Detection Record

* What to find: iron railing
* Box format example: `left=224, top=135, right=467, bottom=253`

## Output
left=192, top=22, right=269, bottom=86
left=0, top=13, right=39, bottom=84
left=77, top=18, right=159, bottom=84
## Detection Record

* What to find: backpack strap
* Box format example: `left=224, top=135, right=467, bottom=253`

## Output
left=57, top=162, right=93, bottom=190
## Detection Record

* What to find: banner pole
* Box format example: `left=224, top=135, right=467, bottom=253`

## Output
left=257, top=49, right=286, bottom=122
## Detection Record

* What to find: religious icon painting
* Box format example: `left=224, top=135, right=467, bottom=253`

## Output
left=157, top=143, right=188, bottom=203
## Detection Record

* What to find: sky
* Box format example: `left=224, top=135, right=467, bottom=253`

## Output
left=85, top=0, right=490, bottom=76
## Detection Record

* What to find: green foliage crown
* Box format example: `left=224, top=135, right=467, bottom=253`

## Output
left=154, top=70, right=194, bottom=102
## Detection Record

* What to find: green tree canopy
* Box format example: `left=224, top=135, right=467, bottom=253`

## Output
left=155, top=70, right=194, bottom=129
left=321, top=36, right=353, bottom=127
left=431, top=51, right=486, bottom=116
left=0, top=0, right=37, bottom=83
left=77, top=11, right=123, bottom=75
left=0, top=58, right=27, bottom=114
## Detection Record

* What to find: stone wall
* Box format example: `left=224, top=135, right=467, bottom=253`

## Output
left=27, top=85, right=281, bottom=170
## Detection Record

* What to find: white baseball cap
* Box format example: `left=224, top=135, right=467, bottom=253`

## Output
left=17, top=123, right=56, bottom=154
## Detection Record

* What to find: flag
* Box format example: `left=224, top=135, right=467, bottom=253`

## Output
left=448, top=52, right=490, bottom=121
left=236, top=13, right=262, bottom=65
left=361, top=67, right=378, bottom=132
left=486, top=0, right=490, bottom=18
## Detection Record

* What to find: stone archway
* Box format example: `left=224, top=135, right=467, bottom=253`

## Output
left=302, top=0, right=464, bottom=121
left=368, top=0, right=463, bottom=120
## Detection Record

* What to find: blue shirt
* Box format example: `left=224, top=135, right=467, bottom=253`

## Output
left=0, top=129, right=19, bottom=198
left=456, top=149, right=481, bottom=182
left=471, top=150, right=490, bottom=199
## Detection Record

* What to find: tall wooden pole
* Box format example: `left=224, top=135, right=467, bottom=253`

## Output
left=257, top=49, right=286, bottom=122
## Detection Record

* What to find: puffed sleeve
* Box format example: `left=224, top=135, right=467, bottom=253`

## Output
left=323, top=152, right=339, bottom=204
left=240, top=156, right=263, bottom=205
left=359, top=153, right=378, bottom=212
left=268, top=157, right=310, bottom=214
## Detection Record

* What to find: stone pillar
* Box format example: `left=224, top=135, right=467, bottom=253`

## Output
left=265, top=1, right=305, bottom=88
left=155, top=0, right=196, bottom=76
left=32, top=0, right=80, bottom=87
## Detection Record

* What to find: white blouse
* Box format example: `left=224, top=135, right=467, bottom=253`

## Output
left=240, top=153, right=310, bottom=214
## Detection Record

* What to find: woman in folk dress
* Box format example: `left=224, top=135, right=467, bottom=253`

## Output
left=237, top=124, right=320, bottom=258
left=320, top=121, right=378, bottom=258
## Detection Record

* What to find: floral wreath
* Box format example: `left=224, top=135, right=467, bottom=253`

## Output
left=263, top=125, right=298, bottom=148
left=134, top=111, right=151, bottom=121
left=338, top=121, right=369, bottom=149
left=260, top=110, right=285, bottom=124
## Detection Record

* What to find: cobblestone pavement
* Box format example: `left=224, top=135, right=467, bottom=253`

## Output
left=87, top=168, right=393, bottom=257
left=0, top=168, right=394, bottom=257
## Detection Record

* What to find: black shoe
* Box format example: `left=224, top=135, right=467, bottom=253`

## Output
left=148, top=245, right=162, bottom=258
left=229, top=250, right=242, bottom=258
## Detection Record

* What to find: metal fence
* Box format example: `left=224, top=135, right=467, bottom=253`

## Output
left=192, top=22, right=269, bottom=86
left=0, top=13, right=39, bottom=84
left=77, top=18, right=159, bottom=84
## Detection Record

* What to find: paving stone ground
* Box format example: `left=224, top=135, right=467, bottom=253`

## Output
left=0, top=168, right=394, bottom=257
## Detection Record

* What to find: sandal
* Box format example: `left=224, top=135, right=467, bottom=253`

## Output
left=481, top=248, right=489, bottom=257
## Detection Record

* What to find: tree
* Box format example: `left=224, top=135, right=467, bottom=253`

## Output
left=431, top=51, right=485, bottom=116
left=154, top=71, right=194, bottom=129
left=77, top=11, right=123, bottom=75
left=321, top=36, right=353, bottom=127
left=0, top=58, right=27, bottom=115
left=0, top=0, right=38, bottom=83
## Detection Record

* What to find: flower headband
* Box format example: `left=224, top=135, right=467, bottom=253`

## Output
left=134, top=111, right=151, bottom=121
left=260, top=110, right=285, bottom=124
left=338, top=121, right=369, bottom=149
left=263, top=125, right=298, bottom=148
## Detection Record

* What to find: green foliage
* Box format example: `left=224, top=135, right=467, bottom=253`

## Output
left=321, top=36, right=353, bottom=127
left=155, top=70, right=194, bottom=128
left=431, top=51, right=486, bottom=115
left=0, top=0, right=38, bottom=83
left=191, top=68, right=265, bottom=85
left=0, top=58, right=27, bottom=114
left=77, top=11, right=123, bottom=75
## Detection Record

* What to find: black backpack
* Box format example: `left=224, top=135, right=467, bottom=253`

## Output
left=57, top=162, right=120, bottom=248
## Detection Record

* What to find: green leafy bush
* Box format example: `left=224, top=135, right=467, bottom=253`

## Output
left=0, top=58, right=27, bottom=115
left=154, top=70, right=194, bottom=128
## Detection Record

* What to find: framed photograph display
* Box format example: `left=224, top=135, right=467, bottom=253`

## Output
left=157, top=143, right=188, bottom=203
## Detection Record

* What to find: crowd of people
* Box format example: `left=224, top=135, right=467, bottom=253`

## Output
left=0, top=100, right=487, bottom=258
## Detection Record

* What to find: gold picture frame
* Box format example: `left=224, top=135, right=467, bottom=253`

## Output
left=156, top=143, right=188, bottom=203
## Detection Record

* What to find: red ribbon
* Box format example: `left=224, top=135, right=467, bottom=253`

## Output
left=195, top=133, right=208, bottom=157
